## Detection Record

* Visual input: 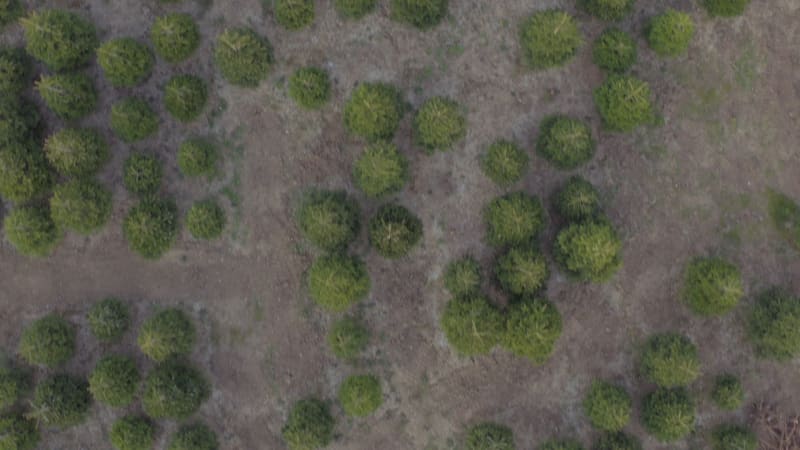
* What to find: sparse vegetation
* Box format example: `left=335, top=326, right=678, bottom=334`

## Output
left=391, top=0, right=448, bottom=30
left=282, top=398, right=335, bottom=450
left=36, top=73, right=97, bottom=120
left=682, top=257, right=743, bottom=316
left=97, top=38, right=154, bottom=87
left=443, top=256, right=482, bottom=298
left=495, top=247, right=549, bottom=296
left=327, top=317, right=369, bottom=360
left=594, top=75, right=654, bottom=132
left=647, top=10, right=695, bottom=57
left=748, top=287, right=800, bottom=361
left=353, top=142, right=408, bottom=198
left=579, top=0, right=635, bottom=21
left=151, top=13, right=200, bottom=63
left=344, top=83, right=403, bottom=141
left=297, top=190, right=360, bottom=251
left=583, top=381, right=631, bottom=432
left=520, top=10, right=582, bottom=69
left=767, top=190, right=800, bottom=250
left=308, top=253, right=370, bottom=312
left=368, top=204, right=423, bottom=258
left=338, top=374, right=382, bottom=417
left=21, top=9, right=98, bottom=71
left=502, top=298, right=562, bottom=363
left=641, top=387, right=695, bottom=442
left=0, top=48, right=30, bottom=95
left=484, top=192, right=546, bottom=247
left=3, top=206, right=61, bottom=257
left=703, top=0, right=751, bottom=17
left=123, top=197, right=178, bottom=259
left=87, top=297, right=130, bottom=342
left=594, top=432, right=642, bottom=450
left=44, top=128, right=109, bottom=177
left=0, top=142, right=52, bottom=203
left=178, top=138, right=217, bottom=178
left=711, top=374, right=744, bottom=411
left=187, top=200, right=226, bottom=240
left=138, top=308, right=195, bottom=362
left=536, top=115, right=595, bottom=170
left=440, top=295, right=505, bottom=356
left=124, top=154, right=163, bottom=195
left=142, top=360, right=209, bottom=419
left=168, top=424, right=219, bottom=450
left=0, top=366, right=27, bottom=410
left=110, top=416, right=155, bottom=450
left=539, top=440, right=584, bottom=450
left=592, top=28, right=637, bottom=73
left=30, top=374, right=91, bottom=428
left=50, top=179, right=112, bottom=235
left=275, top=0, right=315, bottom=30
left=0, top=413, right=39, bottom=450
left=554, top=176, right=602, bottom=222
left=164, top=75, right=208, bottom=122
left=414, top=97, right=466, bottom=153
left=111, top=98, right=159, bottom=143
left=639, top=333, right=700, bottom=387
left=214, top=28, right=273, bottom=87
left=288, top=67, right=330, bottom=109
left=89, top=355, right=139, bottom=407
left=481, top=140, right=528, bottom=187
left=711, top=424, right=757, bottom=450
left=336, top=0, right=376, bottom=19
left=18, top=314, right=74, bottom=367
left=465, top=422, right=515, bottom=450
left=554, top=220, right=621, bottom=282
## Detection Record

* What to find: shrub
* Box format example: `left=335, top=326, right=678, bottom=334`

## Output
left=21, top=9, right=97, bottom=71
left=124, top=154, right=162, bottom=195
left=583, top=381, right=631, bottom=432
left=579, top=0, right=635, bottom=21
left=353, top=142, right=408, bottom=198
left=711, top=374, right=743, bottom=411
left=30, top=374, right=90, bottom=428
left=443, top=256, right=482, bottom=298
left=44, top=128, right=109, bottom=177
left=647, top=10, right=695, bottom=57
left=0, top=0, right=22, bottom=27
left=0, top=48, right=30, bottom=95
left=481, top=140, right=528, bottom=187
left=308, top=253, right=370, bottom=312
left=122, top=197, right=178, bottom=259
left=335, top=0, right=376, bottom=19
left=151, top=13, right=200, bottom=63
left=282, top=398, right=334, bottom=450
left=413, top=97, right=466, bottom=153
left=440, top=295, right=504, bottom=356
left=592, top=28, right=637, bottom=73
left=344, top=83, right=403, bottom=141
left=502, top=298, right=562, bottom=363
left=484, top=192, right=546, bottom=247
left=641, top=387, right=695, bottom=442
left=50, top=179, right=112, bottom=235
left=36, top=73, right=97, bottom=120
left=214, top=28, right=273, bottom=87
left=369, top=204, right=423, bottom=258
left=540, top=440, right=584, bottom=450
left=593, top=75, right=654, bottom=132
left=178, top=139, right=217, bottom=177
left=18, top=314, right=74, bottom=367
left=748, top=287, right=800, bottom=360
left=0, top=97, right=40, bottom=146
left=142, top=360, right=209, bottom=419
left=138, top=308, right=195, bottom=362
left=164, top=75, right=208, bottom=122
left=711, top=424, right=757, bottom=450
left=327, top=317, right=369, bottom=360
left=168, top=423, right=219, bottom=450
left=520, top=10, right=582, bottom=69
left=767, top=190, right=800, bottom=250
left=495, top=247, right=549, bottom=296
left=465, top=422, right=515, bottom=450
left=682, top=257, right=743, bottom=316
left=288, top=67, right=330, bottom=109
left=275, top=0, right=315, bottom=30
left=536, top=115, right=594, bottom=170
left=297, top=189, right=360, bottom=251
left=0, top=366, right=27, bottom=410
left=0, top=414, right=39, bottom=450
left=87, top=297, right=130, bottom=342
left=338, top=374, right=382, bottom=417
left=88, top=355, right=139, bottom=407
left=187, top=200, right=226, bottom=240
left=554, top=176, right=602, bottom=222
left=639, top=333, right=700, bottom=387
left=554, top=221, right=621, bottom=282
left=111, top=98, right=159, bottom=142
left=594, top=432, right=642, bottom=450
left=110, top=416, right=154, bottom=450
left=391, top=0, right=447, bottom=29
left=3, top=206, right=61, bottom=257
left=97, top=38, right=154, bottom=87
left=703, top=0, right=751, bottom=17
left=0, top=142, right=52, bottom=203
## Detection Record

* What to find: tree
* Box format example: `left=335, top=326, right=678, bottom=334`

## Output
left=282, top=398, right=334, bottom=450
left=344, top=83, right=403, bottom=141
left=214, top=28, right=273, bottom=87
left=88, top=355, right=139, bottom=407
left=413, top=97, right=466, bottom=152
left=50, top=178, right=112, bottom=235
left=18, top=314, right=74, bottom=367
left=96, top=38, right=154, bottom=87
left=122, top=197, right=178, bottom=259
left=150, top=13, right=200, bottom=63
left=21, top=9, right=97, bottom=71
left=440, top=295, right=504, bottom=356
left=639, top=333, right=700, bottom=387
left=138, top=308, right=195, bottom=362
left=520, top=10, right=582, bottom=69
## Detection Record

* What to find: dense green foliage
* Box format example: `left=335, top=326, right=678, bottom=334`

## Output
left=168, top=424, right=219, bottom=450
left=275, top=0, right=315, bottom=30
left=0, top=48, right=30, bottom=95
left=592, top=28, right=637, bottom=73
left=50, top=179, right=112, bottom=235
left=97, top=38, right=154, bottom=87
left=748, top=287, right=800, bottom=360
left=767, top=190, right=800, bottom=250
left=481, top=140, right=528, bottom=187
left=536, top=115, right=594, bottom=170
left=554, top=221, right=621, bottom=282
left=123, top=197, right=178, bottom=259
left=36, top=73, right=97, bottom=120
left=440, top=295, right=504, bottom=356
left=641, top=387, right=695, bottom=442
left=353, top=142, right=408, bottom=197
left=502, top=298, right=562, bottom=363
left=164, top=75, right=208, bottom=122
left=0, top=97, right=40, bottom=146
left=177, top=138, right=216, bottom=177
left=593, top=75, right=654, bottom=132
left=142, top=360, right=209, bottom=419
left=594, top=432, right=642, bottom=450
left=520, top=10, right=582, bottom=69
left=414, top=97, right=466, bottom=152
left=30, top=374, right=90, bottom=428
left=344, top=83, right=403, bottom=141
left=443, top=256, right=482, bottom=298
left=583, top=381, right=631, bottom=432
left=484, top=192, right=546, bottom=247
left=368, top=204, right=423, bottom=258
left=110, top=416, right=154, bottom=450
left=464, top=422, right=515, bottom=450
left=647, top=10, right=695, bottom=57
left=214, top=28, right=273, bottom=87
left=682, top=257, right=743, bottom=316
left=335, top=0, right=376, bottom=19
left=703, top=0, right=751, bottom=17
left=151, top=13, right=200, bottom=63
left=327, top=317, right=369, bottom=360
left=297, top=189, right=360, bottom=251
left=0, top=413, right=39, bottom=450
left=539, top=440, right=583, bottom=450
left=554, top=176, right=602, bottom=222
left=288, top=67, right=330, bottom=109
left=87, top=297, right=130, bottom=342
left=711, top=374, right=743, bottom=411
left=0, top=366, right=27, bottom=410
left=579, top=0, right=635, bottom=21
left=308, top=253, right=370, bottom=312
left=21, top=9, right=97, bottom=71
left=3, top=206, right=61, bottom=257
left=338, top=374, right=382, bottom=417
left=639, top=333, right=700, bottom=387
left=111, top=98, right=159, bottom=142
left=44, top=128, right=108, bottom=177
left=0, top=0, right=22, bottom=28
left=18, top=314, right=74, bottom=367
left=0, top=142, right=52, bottom=203
left=187, top=200, right=226, bottom=240
left=124, top=154, right=162, bottom=195
left=88, top=355, right=139, bottom=407
left=282, top=398, right=335, bottom=450
left=138, top=308, right=195, bottom=362
left=391, top=0, right=448, bottom=29
left=711, top=424, right=757, bottom=450
left=495, top=247, right=549, bottom=296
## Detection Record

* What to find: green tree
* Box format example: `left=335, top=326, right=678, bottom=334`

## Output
left=702, top=0, right=751, bottom=17
left=391, top=0, right=448, bottom=29
left=368, top=204, right=423, bottom=258
left=647, top=10, right=695, bottom=57
left=282, top=398, right=334, bottom=450
left=502, top=298, right=562, bottom=363
left=0, top=48, right=31, bottom=95
left=748, top=287, right=800, bottom=360
left=554, top=221, right=621, bottom=282
left=592, top=28, right=637, bottom=73
left=0, top=413, right=39, bottom=450
left=87, top=297, right=130, bottom=342
left=21, top=9, right=97, bottom=71
left=50, top=179, right=112, bottom=235
left=124, top=154, right=162, bottom=195
left=214, top=28, right=273, bottom=87
left=344, top=83, right=403, bottom=141
left=766, top=190, right=800, bottom=250
left=583, top=381, right=631, bottom=432
left=484, top=192, right=546, bottom=247
left=178, top=139, right=217, bottom=177
left=481, top=140, right=528, bottom=187
left=308, top=254, right=370, bottom=312
left=44, top=128, right=109, bottom=177
left=593, top=75, right=654, bottom=132
left=335, top=0, right=376, bottom=19
left=164, top=75, right=208, bottom=122
left=288, top=67, right=330, bottom=109
left=520, top=10, right=582, bottom=69
left=142, top=360, right=209, bottom=419
left=111, top=98, right=159, bottom=142
left=97, top=38, right=154, bottom=87
left=413, top=97, right=466, bottom=152
left=682, top=257, right=743, bottom=316
left=35, top=73, right=97, bottom=120
left=641, top=387, right=695, bottom=442
left=297, top=189, right=360, bottom=251
left=443, top=256, right=482, bottom=298
left=138, top=308, right=195, bottom=362
left=440, top=295, right=504, bottom=356
left=275, top=0, right=315, bottom=30
left=0, top=142, right=52, bottom=203
left=495, top=247, right=549, bottom=296
left=110, top=416, right=154, bottom=450
left=88, top=355, right=139, bottom=407
left=594, top=432, right=641, bottom=450
left=3, top=206, right=61, bottom=257
left=18, top=314, right=74, bottom=367
left=465, top=422, right=515, bottom=450
left=29, top=374, right=91, bottom=428
left=711, top=374, right=743, bottom=411
left=711, top=424, right=756, bottom=450
left=327, top=317, right=369, bottom=360
left=579, top=0, right=635, bottom=21
left=151, top=13, right=200, bottom=63
left=639, top=333, right=700, bottom=387
left=122, top=197, right=178, bottom=259
left=353, top=142, right=408, bottom=197
left=338, top=374, right=382, bottom=417
left=187, top=200, right=226, bottom=240
left=536, top=115, right=594, bottom=170
left=168, top=423, right=219, bottom=450
left=553, top=176, right=602, bottom=222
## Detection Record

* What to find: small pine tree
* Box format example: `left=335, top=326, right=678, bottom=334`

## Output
left=338, top=374, right=382, bottom=417
left=50, top=179, right=112, bottom=235
left=502, top=298, right=562, bottom=363
left=583, top=381, right=631, bottom=432
left=443, top=256, right=482, bottom=298
left=288, top=67, right=331, bottom=109
left=122, top=197, right=178, bottom=259
left=36, top=73, right=97, bottom=120
left=164, top=75, right=208, bottom=122
left=110, top=416, right=155, bottom=450
left=353, top=142, right=409, bottom=197
left=0, top=48, right=31, bottom=95
left=282, top=398, right=335, bottom=450
left=464, top=422, right=515, bottom=450
left=88, top=355, right=139, bottom=407
left=138, top=308, right=195, bottom=362
left=592, top=28, right=637, bottom=73
left=3, top=206, right=61, bottom=257
left=702, top=0, right=751, bottom=17
left=87, top=297, right=130, bottom=342
left=554, top=176, right=602, bottom=222
left=344, top=83, right=403, bottom=141
left=44, top=128, right=109, bottom=177
left=178, top=138, right=217, bottom=177
left=21, top=9, right=98, bottom=71
left=97, top=38, right=154, bottom=87
left=682, top=257, right=743, bottom=316
left=554, top=220, right=621, bottom=282
left=142, top=360, right=209, bottom=419
left=0, top=142, right=52, bottom=203
left=151, top=13, right=200, bottom=63
left=520, top=10, right=582, bottom=69
left=639, top=333, right=700, bottom=387
left=29, top=374, right=91, bottom=428
left=413, top=97, right=467, bottom=153
left=111, top=98, right=159, bottom=142
left=327, top=317, right=369, bottom=360
left=335, top=0, right=377, bottom=19
left=168, top=424, right=219, bottom=450
left=711, top=374, right=744, bottom=411
left=481, top=140, right=528, bottom=187
left=484, top=192, right=546, bottom=247
left=536, top=115, right=595, bottom=170
left=579, top=0, right=636, bottom=21
left=594, top=75, right=655, bottom=132
left=748, top=287, right=800, bottom=361
left=0, top=413, right=39, bottom=450
left=124, top=153, right=163, bottom=195
left=274, top=0, right=315, bottom=30
left=495, top=247, right=549, bottom=296
left=641, top=387, right=695, bottom=442
left=440, top=295, right=505, bottom=356
left=711, top=424, right=757, bottom=450
left=297, top=189, right=360, bottom=251
left=214, top=28, right=273, bottom=87
left=186, top=200, right=226, bottom=240
left=308, top=253, right=370, bottom=312
left=368, top=204, right=423, bottom=258
left=391, top=0, right=448, bottom=30
left=646, top=10, right=695, bottom=57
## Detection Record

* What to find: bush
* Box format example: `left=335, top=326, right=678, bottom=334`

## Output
left=111, top=98, right=159, bottom=143
left=0, top=366, right=27, bottom=410
left=0, top=414, right=39, bottom=450
left=3, top=206, right=61, bottom=257
left=275, top=0, right=315, bottom=30
left=0, top=48, right=30, bottom=95
left=554, top=176, right=602, bottom=222
left=502, top=298, right=562, bottom=363
left=0, top=97, right=40, bottom=146
left=327, top=317, right=369, bottom=360
left=18, top=314, right=74, bottom=367
left=138, top=308, right=195, bottom=362
left=641, top=387, right=695, bottom=442
left=308, top=253, right=370, bottom=312
left=711, top=424, right=757, bottom=450
left=767, top=190, right=800, bottom=250
left=282, top=398, right=334, bottom=450
left=151, top=13, right=200, bottom=63
left=495, top=247, right=549, bottom=296
left=89, top=355, right=139, bottom=407
left=97, top=38, right=154, bottom=87
left=214, top=28, right=273, bottom=87
left=338, top=374, right=382, bottom=417
left=592, top=28, right=637, bottom=73
left=413, top=97, right=466, bottom=153
left=579, top=0, right=635, bottom=21
left=124, top=154, right=163, bottom=195
left=110, top=416, right=154, bottom=450
left=0, top=142, right=52, bottom=203
left=36, top=73, right=97, bottom=120
left=142, top=360, right=209, bottom=419
left=593, top=75, right=654, bottom=132
left=703, top=0, right=751, bottom=17
left=297, top=189, right=360, bottom=251
left=554, top=221, right=621, bottom=282
left=21, top=9, right=97, bottom=71
left=87, top=297, right=130, bottom=342
left=164, top=75, right=208, bottom=122
left=639, top=333, right=700, bottom=387
left=540, top=440, right=583, bottom=450
left=440, top=295, right=504, bottom=356
left=123, top=197, right=178, bottom=259
left=465, top=422, right=515, bottom=450
left=344, top=83, right=403, bottom=141
left=30, top=374, right=90, bottom=428
left=44, top=128, right=108, bottom=177
left=353, top=142, right=408, bottom=197
left=583, top=381, right=631, bottom=432
left=178, top=139, right=217, bottom=177
left=443, top=256, right=482, bottom=298
left=481, top=140, right=528, bottom=187
left=594, top=432, right=642, bottom=450
left=520, top=10, right=582, bottom=69
left=484, top=192, right=546, bottom=247
left=647, top=10, right=695, bottom=57
left=50, top=179, right=112, bottom=235
left=187, top=200, right=226, bottom=240
left=536, top=115, right=594, bottom=170
left=391, top=0, right=447, bottom=29
left=0, top=0, right=22, bottom=27
left=288, top=67, right=330, bottom=109
left=336, top=0, right=376, bottom=19
left=168, top=423, right=219, bottom=450
left=711, top=374, right=743, bottom=411
left=748, top=287, right=800, bottom=360
left=369, top=204, right=423, bottom=258
left=682, top=257, right=743, bottom=316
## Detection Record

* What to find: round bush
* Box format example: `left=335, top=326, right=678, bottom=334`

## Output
left=0, top=142, right=52, bottom=203
left=297, top=190, right=360, bottom=251
left=593, top=75, right=654, bottom=132
left=554, top=220, right=621, bottom=282
left=579, top=0, right=635, bottom=21
left=647, top=10, right=695, bottom=57
left=639, top=333, right=700, bottom=387
left=711, top=424, right=756, bottom=450
left=520, top=10, right=582, bottom=69
left=748, top=287, right=800, bottom=360
left=30, top=374, right=90, bottom=428
left=44, top=128, right=109, bottom=177
left=443, top=256, right=482, bottom=298
left=18, top=314, right=74, bottom=367
left=594, top=432, right=642, bottom=450
left=142, top=360, right=209, bottom=420
left=495, top=247, right=549, bottom=296
left=187, top=200, right=226, bottom=240
left=138, top=308, right=195, bottom=362
left=124, top=154, right=163, bottom=195
left=682, top=257, right=743, bottom=316
left=89, top=355, right=139, bottom=407
left=275, top=0, right=315, bottom=30
left=214, top=28, right=273, bottom=87
left=168, top=424, right=219, bottom=450
left=3, top=206, right=61, bottom=257
left=583, top=381, right=631, bottom=432
left=540, top=440, right=584, bottom=450
left=344, top=83, right=403, bottom=141
left=308, top=253, right=370, bottom=312
left=87, top=297, right=130, bottom=342
left=111, top=98, right=158, bottom=143
left=641, top=387, right=695, bottom=442
left=554, top=176, right=602, bottom=222
left=164, top=75, right=208, bottom=122
left=484, top=192, right=546, bottom=247
left=0, top=366, right=27, bottom=410
left=21, top=9, right=97, bottom=71
left=536, top=115, right=594, bottom=170
left=338, top=374, right=382, bottom=417
left=0, top=97, right=40, bottom=146
left=414, top=97, right=466, bottom=153
left=391, top=0, right=448, bottom=30
left=0, top=0, right=22, bottom=27
left=353, top=142, right=408, bottom=198
left=440, top=295, right=504, bottom=356
left=336, top=0, right=376, bottom=19
left=703, top=0, right=751, bottom=17
left=288, top=67, right=330, bottom=109
left=592, top=28, right=637, bottom=73
left=465, top=422, right=515, bottom=450
left=327, top=317, right=369, bottom=360
left=50, top=179, right=112, bottom=235
left=711, top=374, right=743, bottom=411
left=502, top=298, right=562, bottom=363
left=0, top=48, right=31, bottom=95
left=178, top=139, right=217, bottom=177
left=151, top=13, right=200, bottom=63
left=97, top=38, right=154, bottom=87
left=123, top=197, right=178, bottom=259
left=111, top=416, right=154, bottom=450
left=282, top=398, right=334, bottom=450
left=369, top=204, right=423, bottom=258
left=0, top=414, right=39, bottom=450
left=36, top=73, right=97, bottom=120
left=481, top=140, right=528, bottom=187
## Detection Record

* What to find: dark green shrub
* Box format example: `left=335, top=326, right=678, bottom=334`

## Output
left=164, top=75, right=208, bottom=122
left=682, top=257, right=743, bottom=316
left=297, top=190, right=360, bottom=251
left=335, top=0, right=376, bottom=19
left=748, top=287, right=800, bottom=360
left=0, top=366, right=27, bottom=410
left=520, top=10, right=582, bottom=69
left=554, top=176, right=601, bottom=222
left=484, top=192, right=546, bottom=247
left=36, top=73, right=97, bottom=120
left=18, top=314, right=74, bottom=367
left=594, top=432, right=642, bottom=450
left=214, top=28, right=273, bottom=87
left=178, top=139, right=217, bottom=177
left=29, top=374, right=90, bottom=428
left=44, top=128, right=108, bottom=177
left=639, top=333, right=700, bottom=387
left=592, top=28, right=637, bottom=73
left=440, top=295, right=504, bottom=356
left=554, top=221, right=621, bottom=282
left=308, top=253, right=370, bottom=312
left=0, top=142, right=52, bottom=203
left=641, top=387, right=695, bottom=442
left=327, top=317, right=369, bottom=360
left=288, top=67, right=330, bottom=109
left=539, top=440, right=583, bottom=450
left=168, top=424, right=219, bottom=450
left=0, top=0, right=22, bottom=27
left=138, top=308, right=195, bottom=362
left=353, top=142, right=408, bottom=198
left=593, top=75, right=654, bottom=132
left=711, top=374, right=743, bottom=411
left=502, top=298, right=562, bottom=363
left=97, top=38, right=154, bottom=87
left=110, top=416, right=154, bottom=450
left=413, top=97, right=466, bottom=153
left=391, top=0, right=447, bottom=29
left=282, top=398, right=334, bottom=450
left=711, top=424, right=756, bottom=450
left=344, top=83, right=403, bottom=141
left=142, top=360, right=209, bottom=419
left=50, top=179, right=112, bottom=235
left=187, top=200, right=226, bottom=240
left=21, top=9, right=97, bottom=71
left=275, top=0, right=315, bottom=30
left=338, top=374, right=382, bottom=417
left=111, top=98, right=158, bottom=143
left=583, top=381, right=631, bottom=432
left=579, top=0, right=635, bottom=21
left=369, top=204, right=423, bottom=258
left=0, top=97, right=40, bottom=146
left=0, top=414, right=39, bottom=450
left=88, top=355, right=139, bottom=407
left=536, top=115, right=594, bottom=170
left=443, top=256, right=482, bottom=298
left=703, top=0, right=751, bottom=17
left=495, top=247, right=549, bottom=296
left=122, top=197, right=178, bottom=259
left=646, top=10, right=695, bottom=57
left=124, top=154, right=162, bottom=195
left=87, top=297, right=130, bottom=342
left=481, top=140, right=528, bottom=187
left=465, top=422, right=515, bottom=450
left=0, top=48, right=30, bottom=95
left=151, top=13, right=200, bottom=63
left=766, top=190, right=800, bottom=250
left=3, top=206, right=61, bottom=257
